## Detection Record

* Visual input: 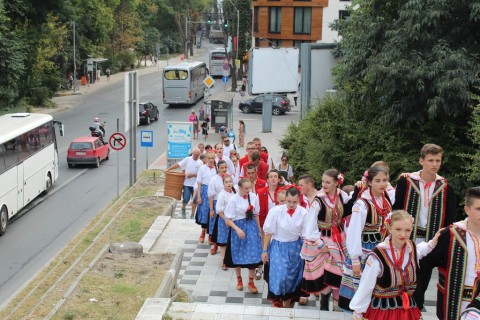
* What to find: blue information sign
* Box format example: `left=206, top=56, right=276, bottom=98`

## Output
left=140, top=130, right=153, bottom=148
left=167, top=122, right=192, bottom=158
left=222, top=76, right=229, bottom=83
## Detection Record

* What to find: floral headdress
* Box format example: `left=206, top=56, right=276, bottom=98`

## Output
left=337, top=173, right=345, bottom=185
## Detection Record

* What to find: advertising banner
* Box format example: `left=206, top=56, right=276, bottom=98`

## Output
left=167, top=121, right=192, bottom=159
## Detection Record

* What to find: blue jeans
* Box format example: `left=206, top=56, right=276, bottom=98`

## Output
left=182, top=186, right=194, bottom=205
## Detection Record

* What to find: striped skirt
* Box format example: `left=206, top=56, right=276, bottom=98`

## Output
left=267, top=239, right=304, bottom=301
left=195, top=185, right=209, bottom=228
left=323, top=235, right=347, bottom=288
left=223, top=218, right=262, bottom=268
left=338, top=241, right=378, bottom=312
left=301, top=241, right=327, bottom=294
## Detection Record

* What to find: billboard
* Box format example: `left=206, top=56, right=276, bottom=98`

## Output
left=248, top=47, right=299, bottom=95
left=167, top=121, right=192, bottom=159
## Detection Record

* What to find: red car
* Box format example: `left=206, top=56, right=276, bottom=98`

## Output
left=67, top=136, right=109, bottom=168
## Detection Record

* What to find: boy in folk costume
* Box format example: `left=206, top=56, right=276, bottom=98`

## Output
left=393, top=144, right=457, bottom=309
left=415, top=187, right=480, bottom=320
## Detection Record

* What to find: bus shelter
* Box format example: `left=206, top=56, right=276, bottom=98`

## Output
left=204, top=92, right=235, bottom=133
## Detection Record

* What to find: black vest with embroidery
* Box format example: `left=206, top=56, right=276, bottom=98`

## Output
left=358, top=191, right=392, bottom=244
left=404, top=177, right=448, bottom=241
left=316, top=193, right=346, bottom=237
left=438, top=225, right=473, bottom=320
left=369, top=241, right=419, bottom=310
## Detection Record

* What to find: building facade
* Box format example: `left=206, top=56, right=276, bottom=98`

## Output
left=252, top=0, right=351, bottom=47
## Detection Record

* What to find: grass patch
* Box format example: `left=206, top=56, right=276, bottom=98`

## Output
left=0, top=171, right=175, bottom=320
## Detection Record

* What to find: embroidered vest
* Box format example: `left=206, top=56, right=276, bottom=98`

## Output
left=438, top=226, right=475, bottom=320
left=369, top=241, right=419, bottom=310
left=358, top=192, right=392, bottom=244
left=404, top=177, right=448, bottom=241
left=316, top=193, right=345, bottom=237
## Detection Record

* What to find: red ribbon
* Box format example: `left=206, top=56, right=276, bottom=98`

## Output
left=287, top=208, right=295, bottom=216
left=246, top=205, right=253, bottom=213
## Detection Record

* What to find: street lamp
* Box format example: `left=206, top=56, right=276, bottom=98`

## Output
left=258, top=37, right=279, bottom=49
left=72, top=21, right=77, bottom=94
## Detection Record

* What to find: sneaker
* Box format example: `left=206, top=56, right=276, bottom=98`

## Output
left=247, top=281, right=258, bottom=294
left=181, top=207, right=186, bottom=219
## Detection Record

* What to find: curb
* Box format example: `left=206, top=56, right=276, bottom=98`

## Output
left=155, top=249, right=184, bottom=298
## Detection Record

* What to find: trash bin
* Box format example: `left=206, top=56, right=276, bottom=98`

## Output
left=81, top=76, right=86, bottom=86
left=164, top=171, right=185, bottom=200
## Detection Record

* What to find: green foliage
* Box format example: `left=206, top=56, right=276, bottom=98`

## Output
left=465, top=99, right=480, bottom=183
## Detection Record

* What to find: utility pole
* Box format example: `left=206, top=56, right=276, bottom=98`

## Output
left=72, top=21, right=77, bottom=94
left=185, top=16, right=188, bottom=59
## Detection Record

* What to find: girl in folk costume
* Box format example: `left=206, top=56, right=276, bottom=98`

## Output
left=339, top=165, right=395, bottom=311
left=213, top=174, right=236, bottom=271
left=229, top=151, right=241, bottom=185
left=262, top=187, right=310, bottom=308
left=255, top=169, right=284, bottom=280
left=224, top=178, right=263, bottom=293
left=302, top=169, right=351, bottom=311
left=207, top=160, right=228, bottom=255
left=196, top=151, right=217, bottom=243
left=350, top=210, right=440, bottom=320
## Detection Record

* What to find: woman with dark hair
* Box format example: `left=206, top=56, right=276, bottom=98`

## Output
left=224, top=178, right=262, bottom=293
left=338, top=165, right=395, bottom=311
left=262, top=187, right=310, bottom=308
left=302, top=169, right=351, bottom=311
left=277, top=153, right=294, bottom=182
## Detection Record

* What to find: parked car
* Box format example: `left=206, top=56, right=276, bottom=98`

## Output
left=238, top=95, right=291, bottom=115
left=139, top=102, right=159, bottom=125
left=67, top=136, right=110, bottom=168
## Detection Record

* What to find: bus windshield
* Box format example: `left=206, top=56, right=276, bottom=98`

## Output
left=211, top=52, right=225, bottom=60
left=164, top=69, right=188, bottom=80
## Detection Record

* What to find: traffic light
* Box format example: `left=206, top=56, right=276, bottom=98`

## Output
left=224, top=20, right=229, bottom=28
left=208, top=15, right=211, bottom=24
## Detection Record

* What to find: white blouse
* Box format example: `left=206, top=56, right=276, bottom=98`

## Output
left=346, top=190, right=396, bottom=262
left=263, top=204, right=309, bottom=242
left=215, top=156, right=235, bottom=176
left=196, top=164, right=217, bottom=185
left=224, top=192, right=260, bottom=221
left=207, top=174, right=224, bottom=200
left=216, top=190, right=235, bottom=214
left=350, top=237, right=435, bottom=313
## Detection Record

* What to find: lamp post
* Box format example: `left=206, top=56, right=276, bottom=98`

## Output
left=72, top=21, right=77, bottom=94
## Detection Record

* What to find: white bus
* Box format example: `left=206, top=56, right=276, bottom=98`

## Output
left=0, top=113, right=64, bottom=236
left=209, top=48, right=230, bottom=77
left=162, top=61, right=207, bottom=105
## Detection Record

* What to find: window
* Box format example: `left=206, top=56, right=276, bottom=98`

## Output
left=269, top=39, right=282, bottom=47
left=269, top=7, right=282, bottom=33
left=294, top=7, right=311, bottom=34
left=339, top=10, right=350, bottom=20
left=164, top=69, right=188, bottom=80
left=254, top=7, right=259, bottom=32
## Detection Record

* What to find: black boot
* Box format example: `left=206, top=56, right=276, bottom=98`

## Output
left=320, top=293, right=331, bottom=311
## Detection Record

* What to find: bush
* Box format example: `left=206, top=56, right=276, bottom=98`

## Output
left=29, top=86, right=50, bottom=106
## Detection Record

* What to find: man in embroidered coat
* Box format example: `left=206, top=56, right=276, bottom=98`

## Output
left=415, top=187, right=480, bottom=320
left=393, top=144, right=457, bottom=309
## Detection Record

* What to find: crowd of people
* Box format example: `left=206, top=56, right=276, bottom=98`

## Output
left=166, top=140, right=480, bottom=320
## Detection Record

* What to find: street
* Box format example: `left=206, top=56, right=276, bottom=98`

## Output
left=0, top=41, right=301, bottom=310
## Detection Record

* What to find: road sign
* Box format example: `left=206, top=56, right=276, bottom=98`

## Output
left=203, top=76, right=215, bottom=88
left=109, top=132, right=126, bottom=150
left=222, top=76, right=229, bottom=83
left=140, top=130, right=153, bottom=148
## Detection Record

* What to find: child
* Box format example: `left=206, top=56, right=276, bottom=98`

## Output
left=190, top=153, right=207, bottom=219
left=350, top=210, right=440, bottom=319
left=201, top=119, right=209, bottom=140
left=415, top=186, right=480, bottom=319
left=207, top=161, right=228, bottom=255
left=214, top=174, right=235, bottom=270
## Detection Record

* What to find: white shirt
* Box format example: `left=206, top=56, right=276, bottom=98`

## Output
left=196, top=164, right=217, bottom=186
left=207, top=174, right=224, bottom=200
left=263, top=204, right=309, bottom=242
left=178, top=156, right=202, bottom=187
left=223, top=144, right=238, bottom=157
left=277, top=163, right=294, bottom=180
left=350, top=237, right=435, bottom=313
left=232, top=163, right=241, bottom=185
left=216, top=190, right=235, bottom=214
left=215, top=155, right=235, bottom=176
left=346, top=189, right=395, bottom=261
left=408, top=171, right=443, bottom=229
left=224, top=192, right=260, bottom=221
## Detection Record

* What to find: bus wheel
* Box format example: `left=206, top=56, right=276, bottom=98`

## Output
left=0, top=206, right=7, bottom=236
left=43, top=173, right=52, bottom=195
